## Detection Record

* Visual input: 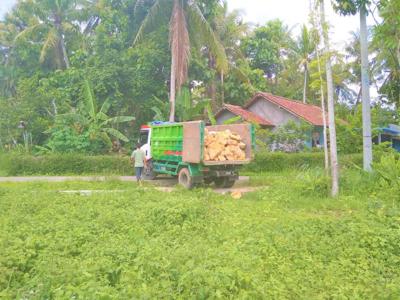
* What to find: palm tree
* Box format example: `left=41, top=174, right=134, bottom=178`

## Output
left=134, top=0, right=228, bottom=122
left=296, top=25, right=316, bottom=104
left=206, top=4, right=250, bottom=106
left=13, top=0, right=84, bottom=69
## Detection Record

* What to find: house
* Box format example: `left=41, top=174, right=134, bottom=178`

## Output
left=376, top=124, right=400, bottom=152
left=215, top=92, right=327, bottom=148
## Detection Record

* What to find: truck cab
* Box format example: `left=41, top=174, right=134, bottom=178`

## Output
left=139, top=125, right=151, bottom=161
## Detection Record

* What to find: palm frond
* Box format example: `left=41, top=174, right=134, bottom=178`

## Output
left=97, top=112, right=109, bottom=121
left=151, top=106, right=165, bottom=121
left=206, top=102, right=217, bottom=125
left=99, top=99, right=111, bottom=115
left=99, top=132, right=112, bottom=148
left=14, top=23, right=48, bottom=43
left=170, top=0, right=190, bottom=92
left=187, top=2, right=228, bottom=73
left=223, top=116, right=242, bottom=125
left=56, top=113, right=89, bottom=125
left=39, top=27, right=59, bottom=64
left=133, top=0, right=172, bottom=45
left=231, top=64, right=251, bottom=84
left=83, top=79, right=97, bottom=119
left=103, top=127, right=130, bottom=142
left=102, top=116, right=135, bottom=126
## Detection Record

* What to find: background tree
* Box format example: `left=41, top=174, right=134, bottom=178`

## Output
left=13, top=0, right=85, bottom=70
left=296, top=25, right=316, bottom=103
left=373, top=0, right=400, bottom=107
left=134, top=0, right=228, bottom=122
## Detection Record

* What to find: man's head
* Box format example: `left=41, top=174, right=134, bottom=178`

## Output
left=136, top=143, right=141, bottom=149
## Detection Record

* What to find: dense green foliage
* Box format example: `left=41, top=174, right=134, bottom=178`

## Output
left=1, top=0, right=398, bottom=154
left=1, top=166, right=399, bottom=298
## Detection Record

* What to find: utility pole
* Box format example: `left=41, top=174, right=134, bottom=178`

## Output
left=360, top=5, right=373, bottom=171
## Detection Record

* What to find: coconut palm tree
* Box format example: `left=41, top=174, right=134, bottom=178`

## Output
left=206, top=3, right=250, bottom=106
left=296, top=25, right=316, bottom=104
left=13, top=0, right=84, bottom=70
left=134, top=0, right=228, bottom=122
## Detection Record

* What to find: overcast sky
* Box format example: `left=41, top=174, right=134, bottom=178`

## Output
left=1, top=0, right=375, bottom=51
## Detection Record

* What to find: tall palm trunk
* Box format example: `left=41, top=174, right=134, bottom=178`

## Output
left=303, top=65, right=308, bottom=103
left=207, top=53, right=218, bottom=109
left=360, top=6, right=372, bottom=171
left=59, top=35, right=70, bottom=69
left=316, top=47, right=329, bottom=172
left=220, top=70, right=224, bottom=104
left=54, top=14, right=70, bottom=69
left=169, top=52, right=177, bottom=122
left=169, top=0, right=190, bottom=122
left=320, top=0, right=339, bottom=197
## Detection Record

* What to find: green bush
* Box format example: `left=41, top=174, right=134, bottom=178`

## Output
left=0, top=154, right=132, bottom=176
left=244, top=152, right=363, bottom=173
left=0, top=152, right=366, bottom=176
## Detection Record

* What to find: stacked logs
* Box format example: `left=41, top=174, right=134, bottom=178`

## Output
left=204, top=129, right=247, bottom=161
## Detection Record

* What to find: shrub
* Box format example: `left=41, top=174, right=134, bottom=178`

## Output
left=244, top=152, right=363, bottom=173
left=0, top=154, right=132, bottom=176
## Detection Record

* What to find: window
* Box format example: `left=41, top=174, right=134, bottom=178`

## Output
left=139, top=131, right=149, bottom=146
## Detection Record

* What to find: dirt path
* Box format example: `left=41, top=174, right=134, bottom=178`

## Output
left=0, top=176, right=261, bottom=195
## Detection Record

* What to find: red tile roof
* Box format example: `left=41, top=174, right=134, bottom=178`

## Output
left=245, top=92, right=327, bottom=126
left=216, top=104, right=274, bottom=126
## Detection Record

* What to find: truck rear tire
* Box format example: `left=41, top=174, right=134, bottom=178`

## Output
left=178, top=168, right=194, bottom=189
left=214, top=177, right=236, bottom=188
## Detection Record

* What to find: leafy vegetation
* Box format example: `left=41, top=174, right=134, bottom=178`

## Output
left=1, top=0, right=398, bottom=154
left=0, top=167, right=399, bottom=298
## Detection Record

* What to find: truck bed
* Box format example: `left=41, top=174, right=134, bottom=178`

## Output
left=182, top=121, right=253, bottom=165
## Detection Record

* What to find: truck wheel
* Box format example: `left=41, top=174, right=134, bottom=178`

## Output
left=178, top=168, right=194, bottom=189
left=214, top=177, right=236, bottom=188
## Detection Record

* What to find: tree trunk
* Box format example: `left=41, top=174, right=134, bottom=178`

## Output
left=207, top=53, right=217, bottom=109
left=169, top=52, right=176, bottom=122
left=360, top=6, right=373, bottom=171
left=54, top=14, right=70, bottom=69
left=316, top=44, right=329, bottom=172
left=59, top=34, right=70, bottom=69
left=303, top=65, right=308, bottom=103
left=220, top=70, right=224, bottom=105
left=320, top=0, right=339, bottom=197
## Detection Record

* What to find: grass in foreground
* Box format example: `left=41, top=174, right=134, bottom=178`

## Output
left=0, top=172, right=399, bottom=299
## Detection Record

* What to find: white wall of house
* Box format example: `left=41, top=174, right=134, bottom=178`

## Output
left=247, top=98, right=300, bottom=126
left=216, top=110, right=238, bottom=124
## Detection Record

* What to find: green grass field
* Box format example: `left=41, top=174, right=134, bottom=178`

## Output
left=0, top=171, right=399, bottom=299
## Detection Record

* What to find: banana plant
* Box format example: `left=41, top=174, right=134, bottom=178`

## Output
left=58, top=80, right=135, bottom=147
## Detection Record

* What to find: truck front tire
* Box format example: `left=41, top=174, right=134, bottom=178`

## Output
left=178, top=168, right=194, bottom=189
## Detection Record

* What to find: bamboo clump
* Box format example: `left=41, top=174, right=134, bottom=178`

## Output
left=204, top=129, right=247, bottom=161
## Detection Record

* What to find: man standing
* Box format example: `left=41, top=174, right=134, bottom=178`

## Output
left=130, top=143, right=147, bottom=185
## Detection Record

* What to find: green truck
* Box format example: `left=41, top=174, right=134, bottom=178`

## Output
left=138, top=121, right=255, bottom=189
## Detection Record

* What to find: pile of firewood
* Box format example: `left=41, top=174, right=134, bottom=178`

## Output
left=204, top=129, right=247, bottom=161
